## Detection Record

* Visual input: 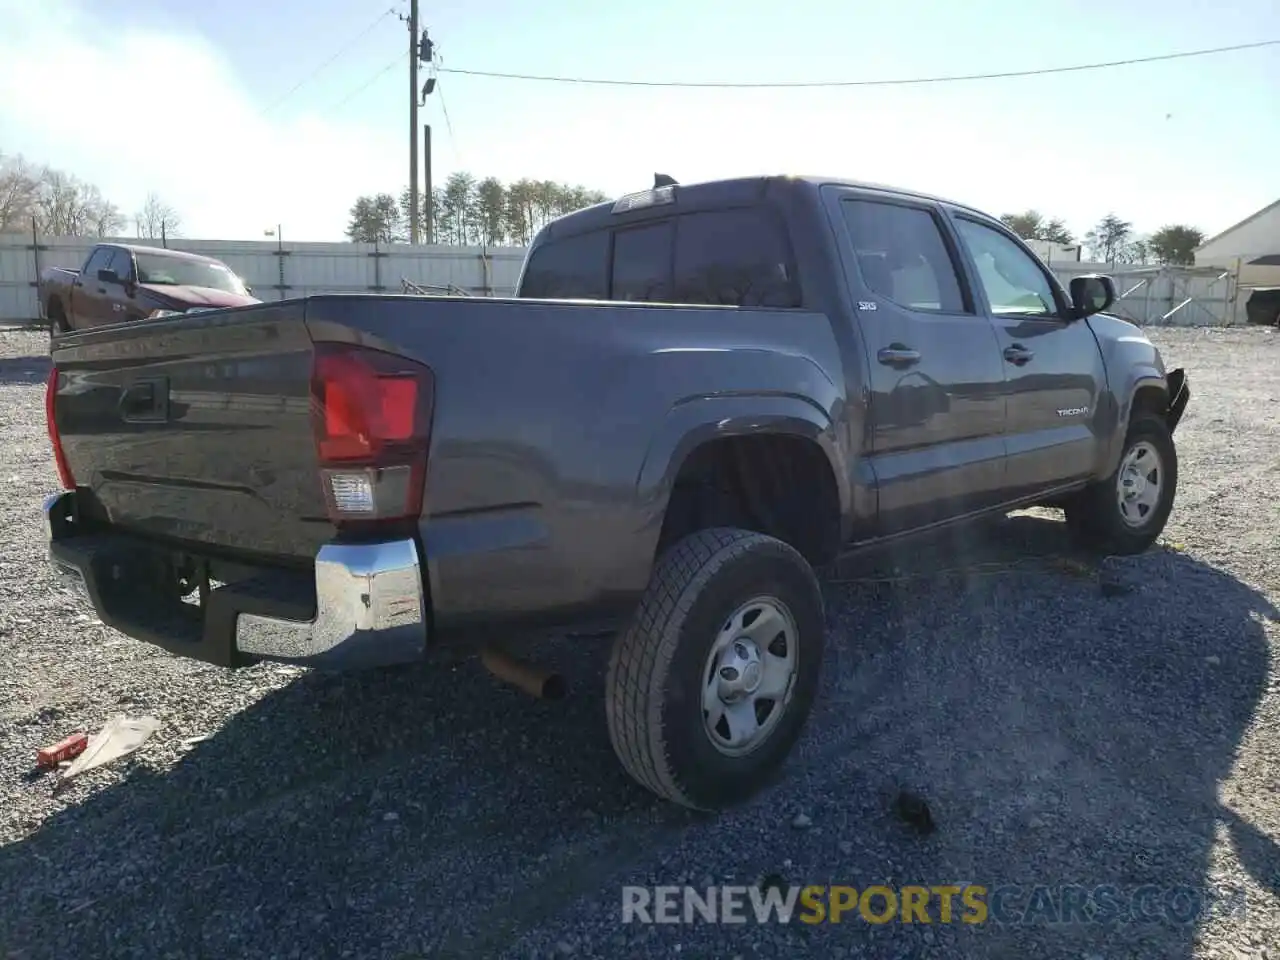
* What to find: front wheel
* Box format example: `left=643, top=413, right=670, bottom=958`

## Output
left=1064, top=413, right=1178, bottom=555
left=605, top=528, right=825, bottom=810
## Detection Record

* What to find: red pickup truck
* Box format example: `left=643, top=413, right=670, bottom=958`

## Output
left=40, top=242, right=259, bottom=332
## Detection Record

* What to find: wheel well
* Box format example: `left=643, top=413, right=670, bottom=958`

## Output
left=657, top=434, right=841, bottom=567
left=1131, top=384, right=1168, bottom=420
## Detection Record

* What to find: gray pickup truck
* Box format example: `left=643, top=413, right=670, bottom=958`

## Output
left=44, top=175, right=1189, bottom=809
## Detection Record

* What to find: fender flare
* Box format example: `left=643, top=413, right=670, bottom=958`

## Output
left=1101, top=370, right=1168, bottom=476
left=635, top=393, right=853, bottom=544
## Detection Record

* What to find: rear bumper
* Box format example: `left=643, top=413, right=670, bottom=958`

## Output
left=44, top=491, right=428, bottom=669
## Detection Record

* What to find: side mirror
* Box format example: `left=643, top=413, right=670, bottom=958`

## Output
left=244, top=284, right=254, bottom=295
left=1069, top=274, right=1116, bottom=319
left=97, top=268, right=119, bottom=284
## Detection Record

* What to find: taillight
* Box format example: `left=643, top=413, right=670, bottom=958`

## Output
left=309, top=343, right=435, bottom=527
left=45, top=365, right=75, bottom=489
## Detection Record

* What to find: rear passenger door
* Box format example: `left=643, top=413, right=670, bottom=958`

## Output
left=946, top=212, right=1107, bottom=499
left=823, top=188, right=1008, bottom=534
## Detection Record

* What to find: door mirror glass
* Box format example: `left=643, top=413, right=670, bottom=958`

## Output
left=1069, top=275, right=1116, bottom=318
left=97, top=268, right=119, bottom=284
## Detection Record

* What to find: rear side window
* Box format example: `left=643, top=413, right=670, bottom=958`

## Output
left=840, top=200, right=967, bottom=314
left=674, top=209, right=801, bottom=307
left=612, top=222, right=675, bottom=302
left=519, top=231, right=608, bottom=299
left=518, top=206, right=802, bottom=307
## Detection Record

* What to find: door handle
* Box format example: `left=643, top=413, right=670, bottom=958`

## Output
left=1003, top=344, right=1034, bottom=365
left=877, top=345, right=921, bottom=368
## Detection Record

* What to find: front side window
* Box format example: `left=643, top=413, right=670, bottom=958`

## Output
left=83, top=248, right=113, bottom=278
left=840, top=199, right=967, bottom=314
left=954, top=218, right=1059, bottom=318
left=108, top=249, right=134, bottom=281
left=518, top=230, right=609, bottom=299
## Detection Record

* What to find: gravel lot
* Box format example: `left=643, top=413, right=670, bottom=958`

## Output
left=1, top=325, right=1277, bottom=959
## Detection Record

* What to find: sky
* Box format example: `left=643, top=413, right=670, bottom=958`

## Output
left=1, top=0, right=1276, bottom=243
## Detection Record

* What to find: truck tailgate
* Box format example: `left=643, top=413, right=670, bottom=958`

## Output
left=51, top=303, right=333, bottom=563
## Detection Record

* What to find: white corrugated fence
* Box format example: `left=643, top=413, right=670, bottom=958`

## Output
left=0, top=232, right=530, bottom=323
left=0, top=231, right=1260, bottom=326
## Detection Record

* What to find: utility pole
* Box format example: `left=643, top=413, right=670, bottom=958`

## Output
left=406, top=0, right=420, bottom=244
left=419, top=32, right=436, bottom=244
left=423, top=123, right=433, bottom=243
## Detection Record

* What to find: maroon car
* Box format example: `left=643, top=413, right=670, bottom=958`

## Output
left=40, top=242, right=260, bottom=332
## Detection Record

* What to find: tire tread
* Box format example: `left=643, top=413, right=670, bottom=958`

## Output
left=605, top=527, right=800, bottom=809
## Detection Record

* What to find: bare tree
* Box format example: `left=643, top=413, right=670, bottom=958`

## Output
left=134, top=192, right=183, bottom=240
left=35, top=169, right=102, bottom=235
left=0, top=152, right=43, bottom=234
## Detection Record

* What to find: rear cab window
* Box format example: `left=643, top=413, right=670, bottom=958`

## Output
left=518, top=206, right=801, bottom=307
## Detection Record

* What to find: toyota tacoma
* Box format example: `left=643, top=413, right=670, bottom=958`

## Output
left=43, top=175, right=1189, bottom=809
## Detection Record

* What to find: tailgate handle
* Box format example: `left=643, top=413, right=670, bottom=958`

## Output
left=120, top=379, right=168, bottom=421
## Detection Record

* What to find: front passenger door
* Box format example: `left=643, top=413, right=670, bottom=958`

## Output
left=71, top=247, right=114, bottom=328
left=105, top=248, right=139, bottom=321
left=947, top=213, right=1108, bottom=500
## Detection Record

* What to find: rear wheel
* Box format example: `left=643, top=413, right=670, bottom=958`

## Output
left=605, top=527, right=825, bottom=810
left=1064, top=413, right=1177, bottom=555
left=47, top=299, right=69, bottom=334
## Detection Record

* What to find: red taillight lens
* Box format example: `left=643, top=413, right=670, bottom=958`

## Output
left=45, top=366, right=75, bottom=489
left=309, top=344, right=435, bottom=526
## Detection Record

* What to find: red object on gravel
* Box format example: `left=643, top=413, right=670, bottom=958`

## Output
left=36, top=732, right=88, bottom=768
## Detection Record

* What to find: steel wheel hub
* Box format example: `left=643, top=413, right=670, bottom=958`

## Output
left=702, top=597, right=798, bottom=757
left=1116, top=440, right=1163, bottom=528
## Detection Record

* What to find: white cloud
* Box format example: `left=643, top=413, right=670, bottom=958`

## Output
left=0, top=0, right=401, bottom=240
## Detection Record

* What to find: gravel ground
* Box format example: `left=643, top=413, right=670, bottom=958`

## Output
left=1, top=325, right=1278, bottom=959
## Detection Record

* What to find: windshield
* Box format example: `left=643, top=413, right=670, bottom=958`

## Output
left=134, top=253, right=248, bottom=295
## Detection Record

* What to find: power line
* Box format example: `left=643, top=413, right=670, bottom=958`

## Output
left=326, top=50, right=408, bottom=112
left=436, top=81, right=463, bottom=166
left=261, top=7, right=397, bottom=115
left=437, top=38, right=1279, bottom=89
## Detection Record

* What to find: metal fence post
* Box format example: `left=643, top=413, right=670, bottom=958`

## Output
left=28, top=216, right=49, bottom=326
left=273, top=225, right=290, bottom=301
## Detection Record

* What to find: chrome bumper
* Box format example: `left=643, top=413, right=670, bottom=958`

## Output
left=236, top=540, right=427, bottom=666
left=44, top=491, right=428, bottom=669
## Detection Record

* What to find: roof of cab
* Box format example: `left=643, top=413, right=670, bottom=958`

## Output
left=537, top=174, right=997, bottom=242
left=103, top=242, right=226, bottom=264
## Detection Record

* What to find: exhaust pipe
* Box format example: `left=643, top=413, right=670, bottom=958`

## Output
left=481, top=647, right=566, bottom=701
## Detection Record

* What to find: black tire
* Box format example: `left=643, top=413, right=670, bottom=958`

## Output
left=1063, top=413, right=1177, bottom=555
left=47, top=299, right=70, bottom=334
left=605, top=527, right=825, bottom=810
